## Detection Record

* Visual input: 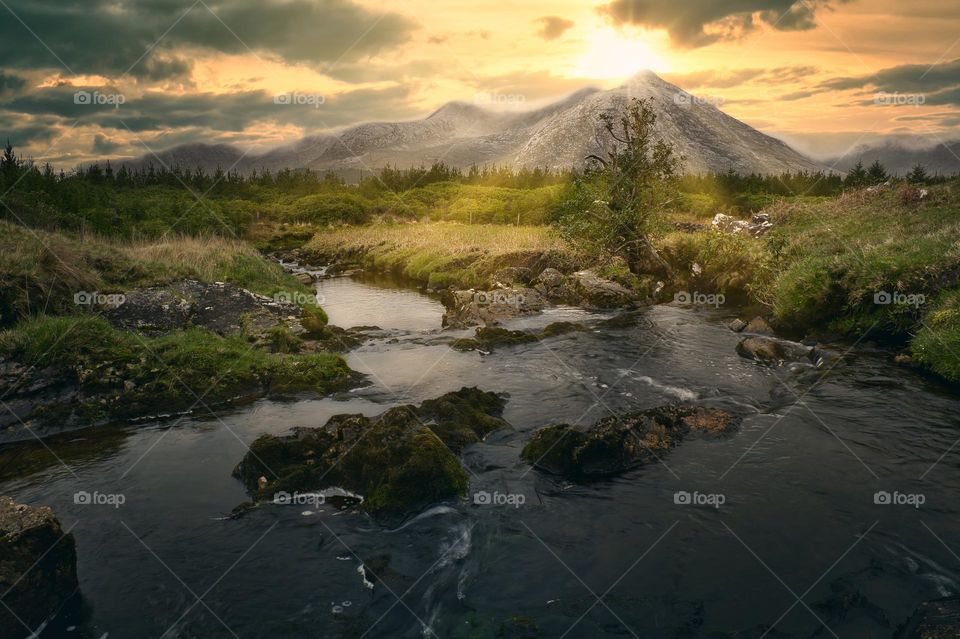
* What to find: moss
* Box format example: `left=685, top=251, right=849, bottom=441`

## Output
left=264, top=325, right=302, bottom=353
left=233, top=388, right=507, bottom=517
left=913, top=289, right=960, bottom=381
left=299, top=305, right=329, bottom=336
left=0, top=315, right=356, bottom=424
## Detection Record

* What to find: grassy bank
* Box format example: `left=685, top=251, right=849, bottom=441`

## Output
left=304, top=222, right=580, bottom=289
left=0, top=221, right=311, bottom=326
left=0, top=315, right=354, bottom=423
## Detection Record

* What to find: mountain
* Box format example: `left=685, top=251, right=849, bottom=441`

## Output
left=119, top=71, right=827, bottom=176
left=826, top=137, right=960, bottom=176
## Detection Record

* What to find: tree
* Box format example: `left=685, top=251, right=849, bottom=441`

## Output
left=907, top=163, right=928, bottom=184
left=1, top=140, right=21, bottom=185
left=867, top=160, right=889, bottom=185
left=844, top=160, right=868, bottom=188
left=554, top=98, right=680, bottom=276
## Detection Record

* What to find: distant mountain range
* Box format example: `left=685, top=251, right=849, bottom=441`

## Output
left=118, top=71, right=829, bottom=177
left=826, top=138, right=960, bottom=176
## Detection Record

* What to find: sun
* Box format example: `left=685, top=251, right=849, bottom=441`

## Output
left=573, top=27, right=670, bottom=79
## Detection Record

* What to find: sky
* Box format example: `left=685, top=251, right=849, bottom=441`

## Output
left=0, top=0, right=958, bottom=166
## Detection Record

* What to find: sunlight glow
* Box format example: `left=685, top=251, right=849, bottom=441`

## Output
left=573, top=27, right=670, bottom=79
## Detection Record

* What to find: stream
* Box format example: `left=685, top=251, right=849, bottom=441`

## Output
left=5, top=273, right=960, bottom=638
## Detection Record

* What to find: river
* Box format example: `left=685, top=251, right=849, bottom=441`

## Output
left=5, top=273, right=960, bottom=638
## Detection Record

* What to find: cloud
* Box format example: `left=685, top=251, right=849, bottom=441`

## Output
left=91, top=134, right=122, bottom=155
left=665, top=66, right=817, bottom=89
left=534, top=16, right=575, bottom=40
left=0, top=0, right=416, bottom=79
left=597, top=0, right=848, bottom=47
left=818, top=58, right=960, bottom=106
left=1, top=83, right=418, bottom=134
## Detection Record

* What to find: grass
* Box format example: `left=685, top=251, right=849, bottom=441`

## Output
left=304, top=221, right=579, bottom=289
left=0, top=315, right=354, bottom=421
left=0, top=221, right=311, bottom=326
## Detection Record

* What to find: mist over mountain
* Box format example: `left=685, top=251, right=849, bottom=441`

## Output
left=826, top=137, right=960, bottom=176
left=119, top=71, right=827, bottom=177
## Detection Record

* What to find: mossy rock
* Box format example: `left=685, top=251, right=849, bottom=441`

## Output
left=522, top=405, right=738, bottom=479
left=233, top=387, right=508, bottom=517
left=451, top=323, right=587, bottom=352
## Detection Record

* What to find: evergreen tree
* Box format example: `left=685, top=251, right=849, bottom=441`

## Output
left=845, top=160, right=868, bottom=188
left=867, top=160, right=889, bottom=185
left=907, top=163, right=928, bottom=184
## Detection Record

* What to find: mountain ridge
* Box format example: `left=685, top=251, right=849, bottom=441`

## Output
left=117, top=71, right=829, bottom=176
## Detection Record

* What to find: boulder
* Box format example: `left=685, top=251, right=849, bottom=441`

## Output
left=233, top=388, right=509, bottom=516
left=728, top=318, right=747, bottom=332
left=451, top=322, right=587, bottom=352
left=491, top=267, right=533, bottom=287
left=103, top=279, right=303, bottom=337
left=569, top=270, right=636, bottom=308
left=896, top=597, right=960, bottom=638
left=0, top=497, right=78, bottom=635
left=521, top=405, right=738, bottom=478
left=441, top=287, right=546, bottom=328
left=744, top=316, right=775, bottom=336
left=736, top=336, right=814, bottom=365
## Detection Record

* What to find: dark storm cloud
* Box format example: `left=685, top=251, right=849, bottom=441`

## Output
left=0, top=72, right=27, bottom=94
left=818, top=58, right=960, bottom=106
left=819, top=58, right=960, bottom=93
left=0, top=0, right=415, bottom=79
left=598, top=0, right=849, bottom=47
left=1, top=83, right=417, bottom=133
left=534, top=16, right=575, bottom=41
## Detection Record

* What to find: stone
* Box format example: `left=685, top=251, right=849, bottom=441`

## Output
left=0, top=497, right=78, bottom=635
left=736, top=336, right=813, bottom=365
left=522, top=405, right=738, bottom=478
left=728, top=318, right=747, bottom=332
left=744, top=317, right=775, bottom=336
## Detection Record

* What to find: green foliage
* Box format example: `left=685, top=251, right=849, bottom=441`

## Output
left=914, top=289, right=960, bottom=380
left=554, top=98, right=680, bottom=273
left=0, top=315, right=352, bottom=405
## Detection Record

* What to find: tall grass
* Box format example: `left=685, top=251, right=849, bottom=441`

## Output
left=305, top=222, right=577, bottom=289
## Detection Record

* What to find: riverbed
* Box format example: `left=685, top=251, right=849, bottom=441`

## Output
left=5, top=274, right=960, bottom=638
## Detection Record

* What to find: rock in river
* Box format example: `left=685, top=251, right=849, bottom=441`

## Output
left=521, top=405, right=738, bottom=479
left=0, top=497, right=78, bottom=635
left=233, top=388, right=509, bottom=517
left=736, top=336, right=814, bottom=366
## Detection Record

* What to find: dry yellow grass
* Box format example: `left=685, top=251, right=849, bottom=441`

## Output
left=305, top=222, right=577, bottom=288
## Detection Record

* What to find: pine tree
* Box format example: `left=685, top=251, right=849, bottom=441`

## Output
left=845, top=160, right=868, bottom=188
left=907, top=163, right=928, bottom=184
left=867, top=160, right=889, bottom=185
